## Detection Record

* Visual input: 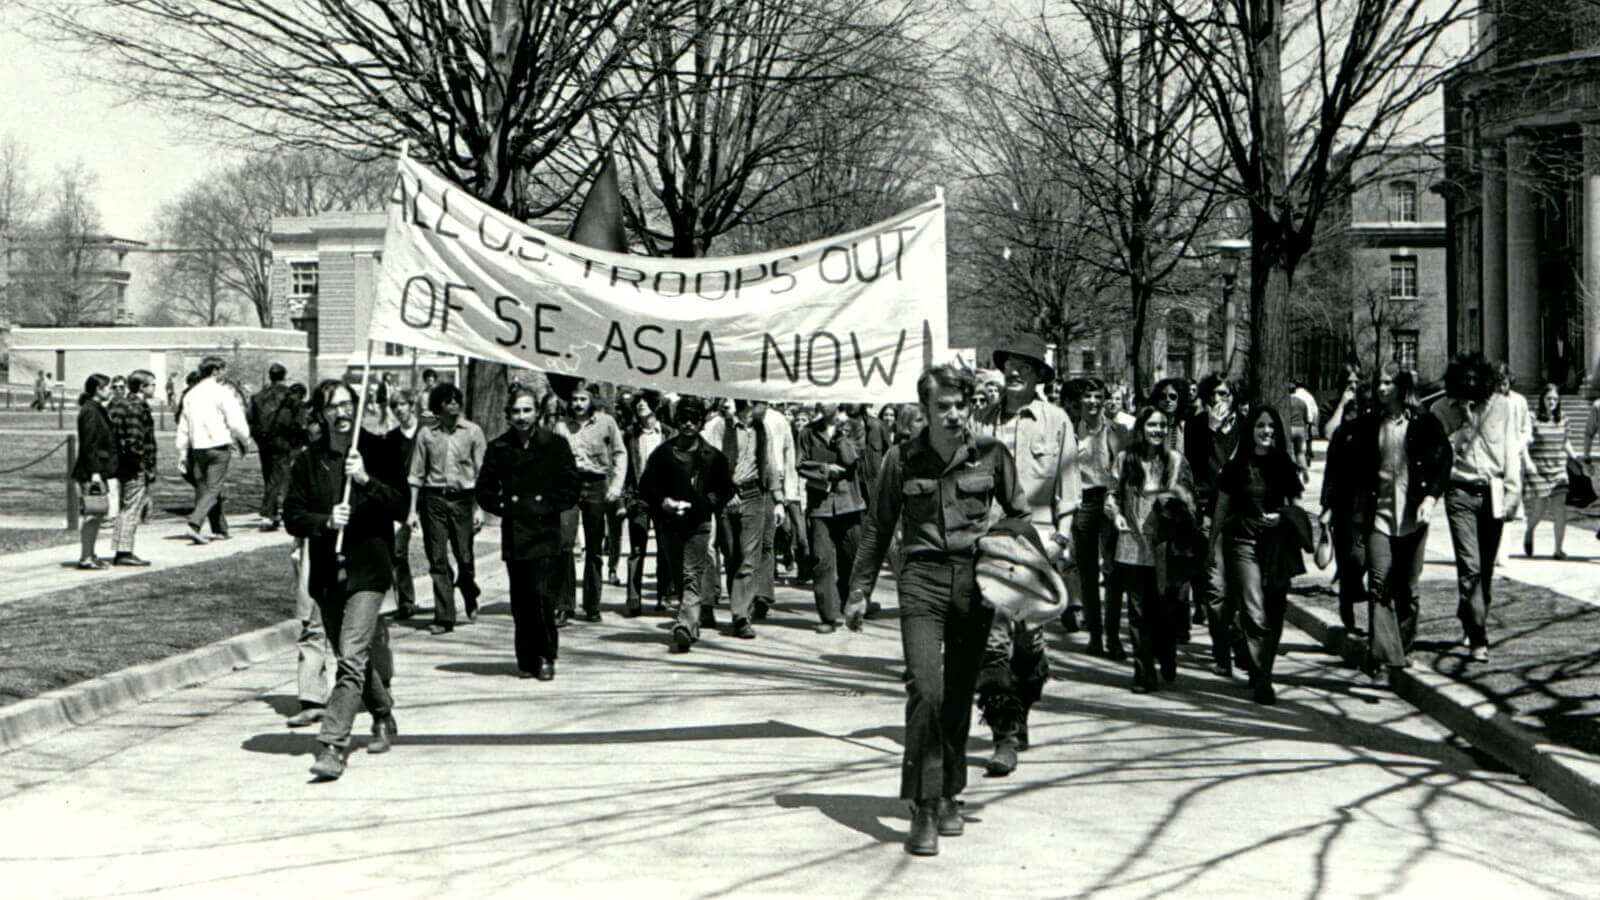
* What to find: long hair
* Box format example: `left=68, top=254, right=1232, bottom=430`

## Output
left=1443, top=352, right=1493, bottom=403
left=1117, top=406, right=1170, bottom=495
left=79, top=373, right=110, bottom=406
left=307, top=378, right=358, bottom=440
left=1224, top=405, right=1303, bottom=501
left=1373, top=361, right=1418, bottom=414
left=1537, top=383, right=1564, bottom=423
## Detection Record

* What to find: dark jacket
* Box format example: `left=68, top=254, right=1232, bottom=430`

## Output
left=797, top=421, right=867, bottom=517
left=74, top=400, right=118, bottom=482
left=248, top=383, right=305, bottom=452
left=107, top=395, right=157, bottom=482
left=476, top=426, right=581, bottom=560
left=283, top=430, right=407, bottom=597
left=623, top=424, right=675, bottom=514
left=1184, top=414, right=1242, bottom=512
left=851, top=412, right=890, bottom=497
left=638, top=436, right=733, bottom=532
left=1339, top=409, right=1452, bottom=535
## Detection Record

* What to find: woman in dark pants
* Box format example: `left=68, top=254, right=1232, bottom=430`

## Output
left=74, top=373, right=119, bottom=569
left=1319, top=381, right=1371, bottom=635
left=1106, top=406, right=1197, bottom=692
left=1210, top=405, right=1304, bottom=704
left=477, top=385, right=581, bottom=679
left=797, top=403, right=866, bottom=633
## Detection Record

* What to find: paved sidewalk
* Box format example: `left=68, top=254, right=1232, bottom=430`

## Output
left=4, top=567, right=1599, bottom=897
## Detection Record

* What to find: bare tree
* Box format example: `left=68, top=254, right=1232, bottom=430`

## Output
left=614, top=0, right=940, bottom=257
left=13, top=162, right=121, bottom=326
left=35, top=0, right=693, bottom=430
left=1155, top=0, right=1475, bottom=402
left=0, top=134, right=40, bottom=326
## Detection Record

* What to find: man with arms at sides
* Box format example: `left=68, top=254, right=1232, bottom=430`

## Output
left=1062, top=376, right=1129, bottom=658
left=971, top=335, right=1079, bottom=777
left=846, top=364, right=1030, bottom=857
left=108, top=369, right=159, bottom=566
left=555, top=382, right=627, bottom=622
left=176, top=355, right=251, bottom=543
left=407, top=382, right=487, bottom=635
left=249, top=362, right=301, bottom=530
left=701, top=398, right=781, bottom=639
left=477, top=385, right=581, bottom=680
left=285, top=379, right=407, bottom=781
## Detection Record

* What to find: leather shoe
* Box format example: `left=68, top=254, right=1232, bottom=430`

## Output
left=905, top=801, right=939, bottom=856
left=428, top=623, right=454, bottom=635
left=393, top=604, right=417, bottom=621
left=575, top=611, right=602, bottom=623
left=1060, top=607, right=1081, bottom=633
left=555, top=609, right=572, bottom=628
left=113, top=553, right=151, bottom=567
left=464, top=596, right=479, bottom=622
left=368, top=714, right=397, bottom=754
left=752, top=599, right=770, bottom=621
left=537, top=659, right=555, bottom=681
left=699, top=607, right=718, bottom=628
left=730, top=618, right=756, bottom=639
left=937, top=797, right=964, bottom=836
left=1469, top=645, right=1490, bottom=663
left=671, top=626, right=694, bottom=653
left=285, top=706, right=324, bottom=728
left=814, top=622, right=838, bottom=634
left=1106, top=640, right=1127, bottom=661
left=309, top=744, right=347, bottom=781
left=985, top=737, right=1019, bottom=776
left=1253, top=681, right=1278, bottom=705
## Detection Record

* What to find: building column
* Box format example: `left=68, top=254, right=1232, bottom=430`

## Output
left=1506, top=135, right=1541, bottom=389
left=1482, top=144, right=1508, bottom=364
left=1585, top=126, right=1600, bottom=396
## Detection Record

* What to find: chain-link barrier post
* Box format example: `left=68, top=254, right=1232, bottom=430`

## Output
left=66, top=435, right=79, bottom=531
left=57, top=395, right=64, bottom=431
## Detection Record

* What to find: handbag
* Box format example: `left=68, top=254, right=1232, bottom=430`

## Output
left=1314, top=523, right=1334, bottom=569
left=1567, top=459, right=1597, bottom=508
left=81, top=481, right=110, bottom=517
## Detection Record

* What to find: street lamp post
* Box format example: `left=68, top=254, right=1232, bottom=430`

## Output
left=1211, top=238, right=1250, bottom=378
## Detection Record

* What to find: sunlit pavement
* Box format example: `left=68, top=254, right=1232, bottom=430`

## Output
left=2, top=554, right=1598, bottom=899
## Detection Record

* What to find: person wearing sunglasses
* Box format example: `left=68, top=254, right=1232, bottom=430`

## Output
left=1185, top=373, right=1244, bottom=676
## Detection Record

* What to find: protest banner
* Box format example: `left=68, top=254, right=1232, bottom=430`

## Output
left=370, top=155, right=948, bottom=402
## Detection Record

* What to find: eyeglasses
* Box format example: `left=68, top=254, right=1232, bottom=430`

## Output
left=328, top=400, right=356, bottom=412
left=1213, top=389, right=1232, bottom=398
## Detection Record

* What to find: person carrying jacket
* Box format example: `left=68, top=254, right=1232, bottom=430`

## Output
left=74, top=374, right=119, bottom=569
left=797, top=403, right=867, bottom=632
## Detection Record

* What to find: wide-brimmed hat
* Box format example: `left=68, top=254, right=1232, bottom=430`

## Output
left=992, top=334, right=1055, bottom=383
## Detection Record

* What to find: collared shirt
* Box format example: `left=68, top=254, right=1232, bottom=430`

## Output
left=973, top=396, right=1079, bottom=532
left=1374, top=414, right=1415, bottom=536
left=730, top=420, right=760, bottom=485
left=558, top=411, right=626, bottom=495
left=1432, top=394, right=1515, bottom=486
left=702, top=413, right=781, bottom=491
left=175, top=376, right=250, bottom=457
left=636, top=424, right=666, bottom=473
left=1075, top=415, right=1128, bottom=491
left=797, top=422, right=867, bottom=518
left=408, top=417, right=487, bottom=489
left=848, top=428, right=1028, bottom=599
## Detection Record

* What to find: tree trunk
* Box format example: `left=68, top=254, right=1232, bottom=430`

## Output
left=1127, top=284, right=1153, bottom=398
left=1249, top=248, right=1294, bottom=411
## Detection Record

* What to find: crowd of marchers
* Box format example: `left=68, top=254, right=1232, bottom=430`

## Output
left=58, top=340, right=1589, bottom=856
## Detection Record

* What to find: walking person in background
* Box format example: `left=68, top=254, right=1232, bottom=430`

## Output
left=1063, top=377, right=1128, bottom=659
left=74, top=373, right=119, bottom=570
left=640, top=396, right=733, bottom=654
left=477, top=385, right=581, bottom=680
left=1345, top=364, right=1450, bottom=682
left=554, top=382, right=627, bottom=623
left=845, top=364, right=1030, bottom=857
left=1523, top=384, right=1577, bottom=559
left=33, top=370, right=51, bottom=410
left=285, top=379, right=408, bottom=782
left=107, top=369, right=158, bottom=567
left=1292, top=381, right=1319, bottom=465
left=605, top=394, right=635, bottom=587
left=701, top=398, right=779, bottom=638
left=1320, top=380, right=1372, bottom=634
left=797, top=403, right=866, bottom=634
left=408, top=382, right=486, bottom=635
left=1106, top=405, right=1197, bottom=693
left=623, top=393, right=676, bottom=615
left=1210, top=406, right=1305, bottom=704
left=385, top=389, right=423, bottom=620
left=175, top=356, right=250, bottom=544
left=1185, top=374, right=1243, bottom=675
left=248, top=362, right=302, bottom=531
left=1432, top=353, right=1519, bottom=662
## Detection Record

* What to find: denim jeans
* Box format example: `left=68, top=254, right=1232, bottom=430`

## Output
left=1444, top=484, right=1502, bottom=648
left=1366, top=525, right=1428, bottom=667
left=1119, top=563, right=1182, bottom=688
left=1331, top=516, right=1367, bottom=630
left=578, top=478, right=608, bottom=615
left=186, top=446, right=231, bottom=534
left=1071, top=489, right=1120, bottom=641
left=1224, top=535, right=1286, bottom=683
left=809, top=513, right=862, bottom=624
left=1200, top=521, right=1233, bottom=667
left=392, top=520, right=417, bottom=612
left=668, top=521, right=716, bottom=639
left=421, top=490, right=478, bottom=626
left=316, top=588, right=393, bottom=748
left=898, top=557, right=991, bottom=801
left=723, top=487, right=771, bottom=624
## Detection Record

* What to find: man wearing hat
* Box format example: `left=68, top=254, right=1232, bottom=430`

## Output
left=972, top=333, right=1079, bottom=776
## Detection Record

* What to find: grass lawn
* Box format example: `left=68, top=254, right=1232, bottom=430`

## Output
left=0, top=433, right=267, bottom=521
left=0, top=528, right=78, bottom=555
left=1299, top=575, right=1600, bottom=756
left=0, top=544, right=295, bottom=707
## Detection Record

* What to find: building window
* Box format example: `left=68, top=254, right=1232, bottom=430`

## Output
left=1081, top=348, right=1097, bottom=372
left=1389, top=180, right=1418, bottom=223
left=289, top=261, right=319, bottom=301
left=1389, top=255, right=1418, bottom=299
left=384, top=342, right=407, bottom=357
left=1393, top=330, right=1419, bottom=371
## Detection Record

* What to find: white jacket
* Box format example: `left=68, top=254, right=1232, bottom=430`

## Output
left=177, top=377, right=251, bottom=457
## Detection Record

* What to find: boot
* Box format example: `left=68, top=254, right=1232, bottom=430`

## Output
left=1016, top=711, right=1031, bottom=752
left=309, top=744, right=347, bottom=781
left=985, top=735, right=1020, bottom=776
left=937, top=797, right=964, bottom=836
left=368, top=713, right=397, bottom=754
left=1105, top=593, right=1125, bottom=659
left=906, top=801, right=940, bottom=856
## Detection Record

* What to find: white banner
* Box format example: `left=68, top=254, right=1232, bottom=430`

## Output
left=370, top=156, right=947, bottom=402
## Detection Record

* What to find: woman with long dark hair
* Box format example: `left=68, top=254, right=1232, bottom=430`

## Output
left=1106, top=406, right=1196, bottom=693
left=1210, top=404, right=1304, bottom=704
left=1524, top=383, right=1577, bottom=558
left=74, top=373, right=119, bottom=569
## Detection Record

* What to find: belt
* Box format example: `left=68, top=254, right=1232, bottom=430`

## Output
left=1082, top=486, right=1109, bottom=498
left=735, top=479, right=764, bottom=491
left=422, top=485, right=474, bottom=497
left=904, top=548, right=974, bottom=563
left=579, top=471, right=607, bottom=482
left=1449, top=479, right=1489, bottom=493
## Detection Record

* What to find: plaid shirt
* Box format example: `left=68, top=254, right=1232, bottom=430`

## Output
left=108, top=394, right=157, bottom=479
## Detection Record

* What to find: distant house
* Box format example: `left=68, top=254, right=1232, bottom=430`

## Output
left=8, top=325, right=310, bottom=399
left=1, top=233, right=146, bottom=327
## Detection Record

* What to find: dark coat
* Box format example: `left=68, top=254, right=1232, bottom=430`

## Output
left=1184, top=415, right=1242, bottom=511
left=476, top=426, right=581, bottom=560
left=638, top=436, right=733, bottom=532
left=283, top=431, right=407, bottom=597
left=1339, top=410, right=1452, bottom=535
left=73, top=400, right=118, bottom=482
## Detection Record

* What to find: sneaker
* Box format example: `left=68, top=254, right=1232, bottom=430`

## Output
left=671, top=626, right=694, bottom=653
left=730, top=618, right=757, bottom=639
left=814, top=622, right=838, bottom=634
left=1469, top=645, right=1490, bottom=663
left=186, top=524, right=209, bottom=545
left=77, top=557, right=109, bottom=570
left=113, top=552, right=151, bottom=567
left=427, top=623, right=454, bottom=635
left=309, top=744, right=347, bottom=781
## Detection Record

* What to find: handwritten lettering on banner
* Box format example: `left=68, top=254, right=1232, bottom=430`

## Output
left=369, top=156, right=947, bottom=402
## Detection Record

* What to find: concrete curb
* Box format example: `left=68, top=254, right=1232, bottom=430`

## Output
left=1284, top=595, right=1600, bottom=829
left=0, top=618, right=299, bottom=753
